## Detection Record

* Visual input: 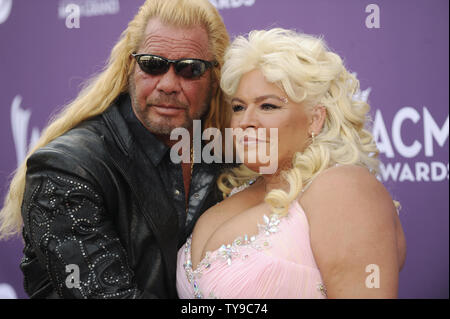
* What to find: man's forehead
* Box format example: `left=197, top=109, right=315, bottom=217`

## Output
left=144, top=18, right=207, bottom=35
left=140, top=18, right=210, bottom=58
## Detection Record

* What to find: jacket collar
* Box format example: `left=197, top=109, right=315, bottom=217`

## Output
left=100, top=94, right=134, bottom=157
left=118, top=95, right=169, bottom=167
left=101, top=95, right=180, bottom=285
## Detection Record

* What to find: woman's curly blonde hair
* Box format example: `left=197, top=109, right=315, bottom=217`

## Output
left=218, top=28, right=381, bottom=217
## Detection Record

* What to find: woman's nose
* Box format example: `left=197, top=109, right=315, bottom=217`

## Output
left=237, top=106, right=259, bottom=129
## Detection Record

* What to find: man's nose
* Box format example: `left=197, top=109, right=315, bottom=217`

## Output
left=155, top=66, right=181, bottom=95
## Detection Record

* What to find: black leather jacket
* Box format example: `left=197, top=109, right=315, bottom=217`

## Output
left=19, top=98, right=225, bottom=298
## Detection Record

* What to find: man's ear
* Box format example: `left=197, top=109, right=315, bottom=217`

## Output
left=309, top=105, right=327, bottom=135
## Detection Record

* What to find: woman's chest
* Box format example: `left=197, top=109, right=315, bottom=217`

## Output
left=190, top=202, right=274, bottom=270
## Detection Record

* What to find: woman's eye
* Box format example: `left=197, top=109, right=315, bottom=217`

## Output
left=261, top=103, right=280, bottom=110
left=232, top=104, right=245, bottom=112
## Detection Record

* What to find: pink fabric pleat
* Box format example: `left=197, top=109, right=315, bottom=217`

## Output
left=176, top=200, right=326, bottom=299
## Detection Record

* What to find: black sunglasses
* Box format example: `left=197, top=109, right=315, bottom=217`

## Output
left=132, top=53, right=218, bottom=79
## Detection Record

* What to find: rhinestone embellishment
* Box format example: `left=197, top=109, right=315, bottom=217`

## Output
left=183, top=213, right=282, bottom=299
left=229, top=178, right=258, bottom=197
left=260, top=214, right=281, bottom=236
left=317, top=282, right=327, bottom=297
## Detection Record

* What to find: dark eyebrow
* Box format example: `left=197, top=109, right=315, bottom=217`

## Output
left=231, top=95, right=288, bottom=105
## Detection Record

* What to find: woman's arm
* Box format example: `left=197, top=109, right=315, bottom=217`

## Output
left=302, top=165, right=405, bottom=298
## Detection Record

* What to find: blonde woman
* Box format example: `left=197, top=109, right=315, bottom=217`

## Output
left=177, top=28, right=406, bottom=299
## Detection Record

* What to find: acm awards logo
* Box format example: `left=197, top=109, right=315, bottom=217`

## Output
left=368, top=96, right=449, bottom=183
left=352, top=74, right=448, bottom=183
left=11, top=96, right=41, bottom=168
left=360, top=72, right=449, bottom=183
left=0, top=0, right=12, bottom=24
left=373, top=107, right=449, bottom=183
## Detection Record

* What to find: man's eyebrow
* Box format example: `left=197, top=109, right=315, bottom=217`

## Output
left=231, top=95, right=288, bottom=104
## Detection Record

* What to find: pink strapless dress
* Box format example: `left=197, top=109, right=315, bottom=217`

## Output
left=176, top=200, right=327, bottom=299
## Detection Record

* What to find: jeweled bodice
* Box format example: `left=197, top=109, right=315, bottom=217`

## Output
left=176, top=200, right=327, bottom=299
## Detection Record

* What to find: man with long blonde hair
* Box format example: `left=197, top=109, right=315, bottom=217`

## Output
left=0, top=0, right=230, bottom=298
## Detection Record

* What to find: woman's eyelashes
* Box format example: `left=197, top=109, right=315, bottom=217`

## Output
left=260, top=103, right=281, bottom=110
left=231, top=103, right=281, bottom=113
left=231, top=104, right=245, bottom=112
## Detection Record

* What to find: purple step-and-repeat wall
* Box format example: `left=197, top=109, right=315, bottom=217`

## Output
left=0, top=0, right=448, bottom=299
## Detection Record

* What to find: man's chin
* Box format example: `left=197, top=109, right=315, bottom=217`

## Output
left=145, top=119, right=191, bottom=135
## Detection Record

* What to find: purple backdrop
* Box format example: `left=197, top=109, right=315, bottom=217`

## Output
left=0, top=0, right=448, bottom=299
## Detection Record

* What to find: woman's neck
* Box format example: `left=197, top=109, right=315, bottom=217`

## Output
left=260, top=173, right=290, bottom=194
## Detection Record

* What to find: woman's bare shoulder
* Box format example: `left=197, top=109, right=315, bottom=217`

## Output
left=303, top=164, right=394, bottom=213
left=301, top=164, right=400, bottom=255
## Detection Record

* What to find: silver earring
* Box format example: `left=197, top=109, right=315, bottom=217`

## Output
left=311, top=132, right=316, bottom=143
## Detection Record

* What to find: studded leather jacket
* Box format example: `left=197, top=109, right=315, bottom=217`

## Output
left=19, top=96, right=226, bottom=298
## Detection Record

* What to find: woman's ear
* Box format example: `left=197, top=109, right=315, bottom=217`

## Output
left=309, top=105, right=327, bottom=135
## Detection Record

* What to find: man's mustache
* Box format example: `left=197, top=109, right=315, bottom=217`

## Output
left=147, top=96, right=189, bottom=109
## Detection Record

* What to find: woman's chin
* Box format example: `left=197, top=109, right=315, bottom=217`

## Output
left=237, top=149, right=280, bottom=175
left=241, top=161, right=279, bottom=175
left=241, top=163, right=262, bottom=173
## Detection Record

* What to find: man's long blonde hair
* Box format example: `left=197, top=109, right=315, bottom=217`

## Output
left=0, top=0, right=230, bottom=239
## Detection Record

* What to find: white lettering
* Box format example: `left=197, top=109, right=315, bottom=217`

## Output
left=224, top=127, right=241, bottom=164
left=209, top=0, right=255, bottom=9
left=202, top=128, right=222, bottom=164
left=58, top=0, right=120, bottom=19
left=11, top=95, right=41, bottom=167
left=65, top=264, right=80, bottom=289
left=230, top=0, right=243, bottom=8
left=365, top=4, right=381, bottom=29
left=398, top=162, right=415, bottom=182
left=373, top=109, right=395, bottom=158
left=431, top=162, right=447, bottom=181
left=415, top=162, right=430, bottom=182
left=0, top=0, right=12, bottom=24
left=379, top=161, right=448, bottom=182
left=379, top=162, right=401, bottom=182
left=423, top=107, right=449, bottom=157
left=169, top=124, right=278, bottom=174
left=193, top=120, right=202, bottom=163
left=218, top=0, right=230, bottom=9
left=170, top=127, right=190, bottom=164
left=65, top=4, right=81, bottom=29
left=392, top=107, right=422, bottom=158
left=0, top=283, right=17, bottom=299
left=365, top=264, right=380, bottom=288
left=181, top=303, right=215, bottom=316
left=258, top=128, right=278, bottom=174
